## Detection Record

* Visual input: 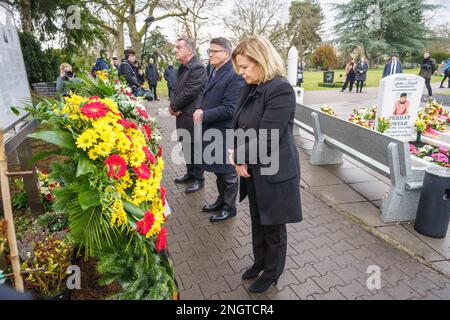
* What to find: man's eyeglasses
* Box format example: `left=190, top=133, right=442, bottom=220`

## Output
left=207, top=49, right=226, bottom=55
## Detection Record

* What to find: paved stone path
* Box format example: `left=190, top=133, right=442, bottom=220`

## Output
left=147, top=99, right=450, bottom=300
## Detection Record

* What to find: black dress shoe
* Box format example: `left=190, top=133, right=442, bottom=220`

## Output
left=185, top=180, right=204, bottom=193
left=209, top=208, right=236, bottom=222
left=175, top=174, right=194, bottom=184
left=242, top=265, right=264, bottom=280
left=202, top=200, right=224, bottom=213
left=248, top=275, right=278, bottom=294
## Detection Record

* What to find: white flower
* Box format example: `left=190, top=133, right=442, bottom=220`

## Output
left=423, top=156, right=434, bottom=162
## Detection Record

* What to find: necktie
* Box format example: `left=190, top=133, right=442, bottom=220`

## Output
left=391, top=61, right=396, bottom=75
left=209, top=68, right=216, bottom=83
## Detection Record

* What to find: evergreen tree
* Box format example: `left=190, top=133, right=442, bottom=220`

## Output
left=287, top=0, right=324, bottom=62
left=334, top=0, right=439, bottom=64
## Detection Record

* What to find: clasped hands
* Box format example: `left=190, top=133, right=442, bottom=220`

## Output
left=228, top=150, right=251, bottom=178
left=169, top=105, right=182, bottom=117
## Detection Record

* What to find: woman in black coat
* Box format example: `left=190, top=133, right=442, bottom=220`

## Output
left=230, top=35, right=302, bottom=294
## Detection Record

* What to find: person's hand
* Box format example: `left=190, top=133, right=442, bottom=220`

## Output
left=228, top=149, right=235, bottom=166
left=169, top=105, right=182, bottom=117
left=193, top=109, right=203, bottom=123
left=236, top=164, right=251, bottom=178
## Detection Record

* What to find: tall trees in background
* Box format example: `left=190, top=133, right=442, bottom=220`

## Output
left=286, top=0, right=324, bottom=63
left=333, top=0, right=439, bottom=65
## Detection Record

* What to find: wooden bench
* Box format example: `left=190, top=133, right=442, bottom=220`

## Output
left=294, top=103, right=425, bottom=223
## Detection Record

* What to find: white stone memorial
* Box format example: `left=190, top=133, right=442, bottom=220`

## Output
left=376, top=74, right=425, bottom=141
left=0, top=2, right=31, bottom=130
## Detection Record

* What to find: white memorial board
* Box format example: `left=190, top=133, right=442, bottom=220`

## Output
left=0, top=2, right=31, bottom=131
left=376, top=74, right=425, bottom=141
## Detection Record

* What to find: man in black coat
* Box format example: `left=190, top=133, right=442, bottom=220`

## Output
left=145, top=58, right=160, bottom=101
left=164, top=61, right=177, bottom=100
left=193, top=37, right=245, bottom=222
left=118, top=49, right=143, bottom=93
left=170, top=37, right=208, bottom=193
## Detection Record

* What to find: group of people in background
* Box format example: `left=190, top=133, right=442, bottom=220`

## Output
left=341, top=57, right=369, bottom=93
left=340, top=51, right=447, bottom=98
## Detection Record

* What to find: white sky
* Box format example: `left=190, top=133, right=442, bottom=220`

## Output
left=145, top=0, right=449, bottom=58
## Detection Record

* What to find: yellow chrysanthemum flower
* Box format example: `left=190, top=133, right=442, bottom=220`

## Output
left=76, top=129, right=98, bottom=151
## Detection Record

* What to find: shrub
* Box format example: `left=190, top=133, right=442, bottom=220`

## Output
left=311, top=44, right=339, bottom=70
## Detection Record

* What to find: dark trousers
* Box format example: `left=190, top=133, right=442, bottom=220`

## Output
left=168, top=87, right=173, bottom=100
left=182, top=141, right=204, bottom=181
left=440, top=70, right=450, bottom=88
left=342, top=77, right=355, bottom=92
left=149, top=84, right=158, bottom=100
left=245, top=174, right=287, bottom=281
left=215, top=172, right=238, bottom=211
left=425, top=78, right=432, bottom=96
left=356, top=80, right=364, bottom=92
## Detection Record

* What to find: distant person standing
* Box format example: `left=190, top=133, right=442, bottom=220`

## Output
left=341, top=58, right=356, bottom=92
left=111, top=57, right=120, bottom=69
left=439, top=58, right=450, bottom=89
left=91, top=49, right=110, bottom=77
left=118, top=49, right=143, bottom=94
left=164, top=61, right=177, bottom=100
left=355, top=57, right=369, bottom=93
left=382, top=54, right=403, bottom=78
left=171, top=37, right=208, bottom=194
left=146, top=58, right=160, bottom=101
left=296, top=62, right=304, bottom=87
left=56, top=63, right=78, bottom=96
left=419, top=51, right=437, bottom=98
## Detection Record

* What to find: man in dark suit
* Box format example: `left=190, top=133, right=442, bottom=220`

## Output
left=164, top=61, right=177, bottom=100
left=193, top=37, right=245, bottom=222
left=170, top=37, right=208, bottom=193
left=382, top=53, right=403, bottom=78
left=145, top=58, right=160, bottom=101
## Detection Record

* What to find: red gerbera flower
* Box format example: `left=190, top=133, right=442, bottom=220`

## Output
left=158, top=146, right=162, bottom=157
left=104, top=154, right=127, bottom=180
left=133, top=162, right=151, bottom=179
left=136, top=211, right=155, bottom=236
left=137, top=108, right=149, bottom=119
left=118, top=118, right=137, bottom=129
left=155, top=227, right=168, bottom=252
left=143, top=146, right=156, bottom=164
left=80, top=101, right=109, bottom=119
left=160, top=185, right=166, bottom=206
left=142, top=125, right=152, bottom=140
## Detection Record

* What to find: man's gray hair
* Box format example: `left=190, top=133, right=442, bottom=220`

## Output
left=210, top=37, right=232, bottom=54
left=177, top=37, right=196, bottom=53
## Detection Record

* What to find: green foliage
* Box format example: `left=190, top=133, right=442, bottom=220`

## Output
left=311, top=44, right=339, bottom=70
left=334, top=0, right=440, bottom=63
left=287, top=0, right=324, bottom=59
left=96, top=237, right=177, bottom=300
left=318, top=82, right=344, bottom=88
left=36, top=211, right=68, bottom=233
left=28, top=130, right=77, bottom=151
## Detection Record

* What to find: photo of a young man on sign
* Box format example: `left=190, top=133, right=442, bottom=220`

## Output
left=392, top=93, right=410, bottom=115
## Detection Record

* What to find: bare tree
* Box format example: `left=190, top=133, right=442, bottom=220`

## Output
left=93, top=0, right=189, bottom=57
left=224, top=0, right=289, bottom=47
left=171, top=0, right=222, bottom=48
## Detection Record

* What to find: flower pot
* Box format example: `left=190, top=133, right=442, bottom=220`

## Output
left=417, top=131, right=422, bottom=143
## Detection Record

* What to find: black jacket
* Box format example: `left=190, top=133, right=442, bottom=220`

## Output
left=164, top=66, right=177, bottom=88
left=118, top=59, right=141, bottom=88
left=171, top=56, right=207, bottom=137
left=145, top=64, right=159, bottom=86
left=198, top=59, right=245, bottom=173
left=233, top=76, right=302, bottom=225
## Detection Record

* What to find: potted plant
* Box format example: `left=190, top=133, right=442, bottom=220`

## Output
left=21, top=234, right=73, bottom=299
left=415, top=119, right=426, bottom=143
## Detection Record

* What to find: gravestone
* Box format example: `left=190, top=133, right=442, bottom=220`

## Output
left=376, top=74, right=425, bottom=141
left=0, top=3, right=31, bottom=130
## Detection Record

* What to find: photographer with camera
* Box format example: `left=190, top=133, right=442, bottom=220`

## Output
left=56, top=63, right=78, bottom=96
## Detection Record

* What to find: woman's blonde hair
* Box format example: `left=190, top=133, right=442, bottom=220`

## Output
left=59, top=63, right=72, bottom=71
left=232, top=35, right=285, bottom=83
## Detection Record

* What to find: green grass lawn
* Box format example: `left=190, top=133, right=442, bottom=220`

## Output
left=150, top=67, right=443, bottom=96
left=300, top=67, right=442, bottom=91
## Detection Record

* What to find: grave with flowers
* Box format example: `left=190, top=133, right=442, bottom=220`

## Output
left=2, top=68, right=179, bottom=299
